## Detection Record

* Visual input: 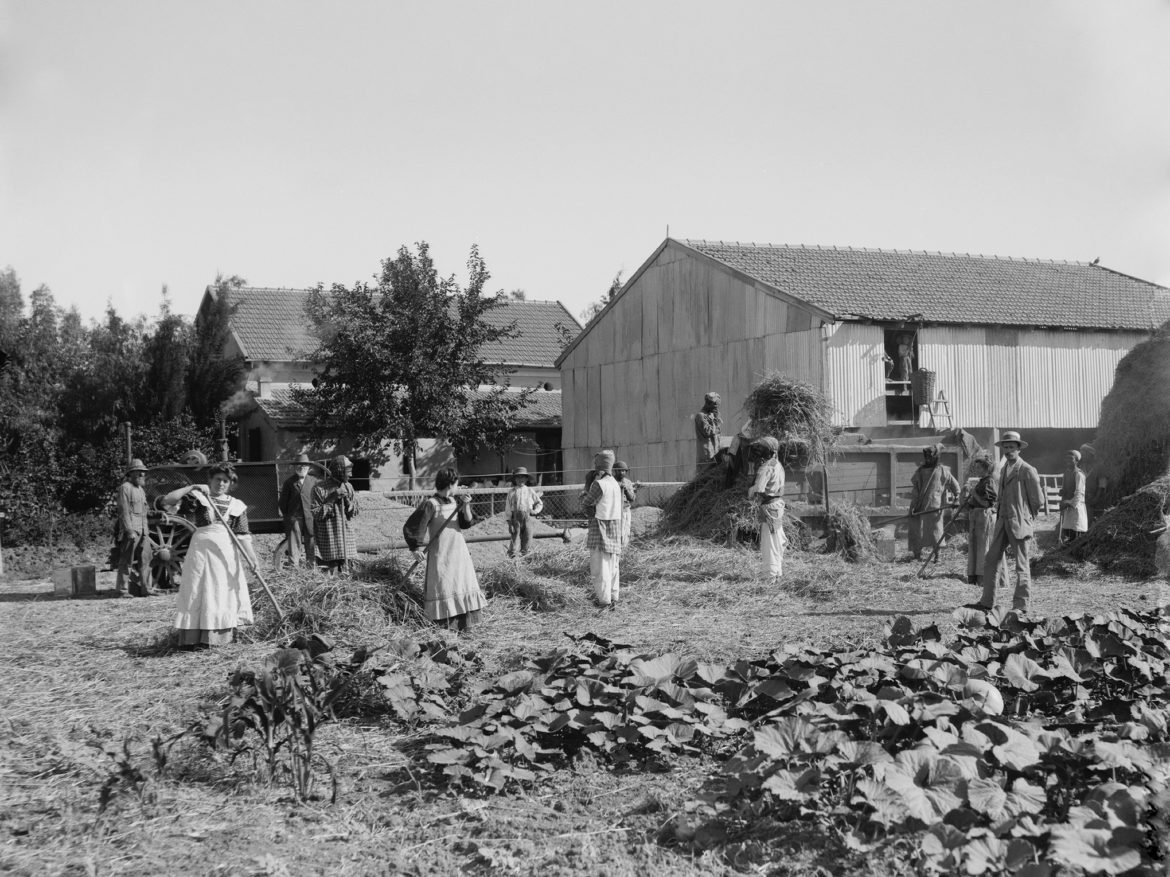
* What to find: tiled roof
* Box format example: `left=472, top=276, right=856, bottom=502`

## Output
left=214, top=287, right=579, bottom=366
left=469, top=388, right=562, bottom=427
left=681, top=240, right=1170, bottom=330
left=254, top=388, right=311, bottom=428
left=256, top=387, right=562, bottom=428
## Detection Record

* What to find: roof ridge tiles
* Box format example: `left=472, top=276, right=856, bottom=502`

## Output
left=684, top=238, right=1095, bottom=267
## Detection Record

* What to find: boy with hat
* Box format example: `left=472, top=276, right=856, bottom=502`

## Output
left=115, top=459, right=154, bottom=597
left=279, top=452, right=318, bottom=567
left=504, top=467, right=543, bottom=557
left=970, top=431, right=1043, bottom=613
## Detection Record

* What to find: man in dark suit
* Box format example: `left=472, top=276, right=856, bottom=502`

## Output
left=971, top=431, right=1043, bottom=613
left=279, top=453, right=318, bottom=567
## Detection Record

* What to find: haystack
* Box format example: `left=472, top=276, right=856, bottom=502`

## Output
left=1092, top=325, right=1170, bottom=504
left=1037, top=475, right=1170, bottom=577
left=661, top=373, right=831, bottom=551
left=743, top=372, right=837, bottom=466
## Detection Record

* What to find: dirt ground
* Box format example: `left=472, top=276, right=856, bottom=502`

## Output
left=1, top=512, right=1164, bottom=876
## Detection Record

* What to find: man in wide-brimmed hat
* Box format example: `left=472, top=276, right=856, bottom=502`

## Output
left=279, top=452, right=319, bottom=567
left=115, top=459, right=154, bottom=597
left=969, top=431, right=1043, bottom=614
left=505, top=466, right=543, bottom=557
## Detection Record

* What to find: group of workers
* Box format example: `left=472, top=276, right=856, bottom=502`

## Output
left=112, top=413, right=1098, bottom=650
left=906, top=431, right=1099, bottom=614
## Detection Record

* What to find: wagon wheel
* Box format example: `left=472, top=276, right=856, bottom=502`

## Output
left=148, top=512, right=196, bottom=590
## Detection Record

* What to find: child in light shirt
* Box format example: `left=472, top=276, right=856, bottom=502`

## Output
left=505, top=467, right=543, bottom=557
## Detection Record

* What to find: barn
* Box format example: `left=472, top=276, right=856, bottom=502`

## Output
left=557, top=238, right=1170, bottom=502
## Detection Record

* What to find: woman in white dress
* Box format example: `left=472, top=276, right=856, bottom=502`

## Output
left=411, top=468, right=486, bottom=632
left=165, top=462, right=257, bottom=649
left=747, top=437, right=787, bottom=583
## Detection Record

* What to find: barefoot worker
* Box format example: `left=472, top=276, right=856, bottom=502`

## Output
left=584, top=449, right=622, bottom=608
left=747, top=437, right=786, bottom=584
left=165, top=462, right=257, bottom=649
left=969, top=431, right=1043, bottom=614
left=410, top=468, right=485, bottom=632
left=908, top=445, right=960, bottom=560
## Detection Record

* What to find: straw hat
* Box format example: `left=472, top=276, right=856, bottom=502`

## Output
left=995, top=430, right=1029, bottom=449
left=181, top=449, right=208, bottom=466
left=125, top=459, right=147, bottom=475
left=511, top=466, right=530, bottom=482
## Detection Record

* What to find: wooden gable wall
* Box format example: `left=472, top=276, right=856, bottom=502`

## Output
left=560, top=243, right=824, bottom=480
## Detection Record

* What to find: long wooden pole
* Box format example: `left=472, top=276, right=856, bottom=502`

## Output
left=204, top=492, right=285, bottom=621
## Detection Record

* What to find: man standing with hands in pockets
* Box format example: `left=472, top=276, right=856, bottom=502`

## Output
left=968, top=431, right=1043, bottom=614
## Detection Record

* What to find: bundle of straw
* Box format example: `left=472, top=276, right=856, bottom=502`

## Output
left=1037, top=475, right=1170, bottom=578
left=743, top=372, right=837, bottom=466
left=823, top=502, right=876, bottom=562
left=660, top=462, right=812, bottom=548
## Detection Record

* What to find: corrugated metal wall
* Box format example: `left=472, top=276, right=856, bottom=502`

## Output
left=824, top=323, right=886, bottom=427
left=917, top=326, right=1141, bottom=429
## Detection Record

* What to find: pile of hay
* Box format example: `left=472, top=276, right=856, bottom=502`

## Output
left=249, top=559, right=427, bottom=642
left=1038, top=475, right=1170, bottom=577
left=1092, top=325, right=1170, bottom=504
left=823, top=502, right=876, bottom=562
left=743, top=372, right=837, bottom=465
left=660, top=463, right=810, bottom=547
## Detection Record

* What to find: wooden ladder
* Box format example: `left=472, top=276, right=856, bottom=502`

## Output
left=926, top=391, right=953, bottom=430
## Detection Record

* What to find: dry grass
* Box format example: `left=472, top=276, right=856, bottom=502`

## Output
left=2, top=517, right=1166, bottom=875
left=1037, top=475, right=1170, bottom=578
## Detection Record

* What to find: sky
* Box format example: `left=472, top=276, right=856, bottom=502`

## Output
left=2, top=1, right=1169, bottom=326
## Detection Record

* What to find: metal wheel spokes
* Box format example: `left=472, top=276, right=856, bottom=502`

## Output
left=149, top=513, right=196, bottom=588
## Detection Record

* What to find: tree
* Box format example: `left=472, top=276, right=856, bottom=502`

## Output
left=143, top=286, right=193, bottom=421
left=187, top=274, right=247, bottom=428
left=580, top=270, right=623, bottom=324
left=296, top=242, right=534, bottom=479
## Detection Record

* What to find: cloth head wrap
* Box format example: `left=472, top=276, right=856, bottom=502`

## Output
left=752, top=437, right=779, bottom=457
left=593, top=450, right=615, bottom=472
left=704, top=392, right=720, bottom=405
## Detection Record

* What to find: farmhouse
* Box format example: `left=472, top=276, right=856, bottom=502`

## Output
left=558, top=238, right=1170, bottom=501
left=198, top=285, right=580, bottom=488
